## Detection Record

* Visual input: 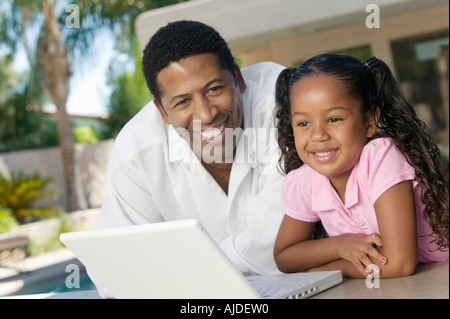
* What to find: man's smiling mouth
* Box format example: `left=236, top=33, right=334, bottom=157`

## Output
left=201, top=121, right=226, bottom=142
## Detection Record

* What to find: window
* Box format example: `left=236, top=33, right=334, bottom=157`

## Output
left=392, top=32, right=449, bottom=147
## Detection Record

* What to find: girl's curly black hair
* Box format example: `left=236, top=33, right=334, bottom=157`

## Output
left=275, top=53, right=449, bottom=249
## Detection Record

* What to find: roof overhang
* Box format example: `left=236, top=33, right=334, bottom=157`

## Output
left=135, top=0, right=448, bottom=52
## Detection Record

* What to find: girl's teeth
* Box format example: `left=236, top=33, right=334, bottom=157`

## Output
left=315, top=151, right=334, bottom=156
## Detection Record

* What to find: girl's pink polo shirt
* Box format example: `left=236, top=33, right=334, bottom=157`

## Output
left=281, top=137, right=448, bottom=263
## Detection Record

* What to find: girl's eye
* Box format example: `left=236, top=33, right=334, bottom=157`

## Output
left=296, top=121, right=310, bottom=127
left=328, top=117, right=342, bottom=123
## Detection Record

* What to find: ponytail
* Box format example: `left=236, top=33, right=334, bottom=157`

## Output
left=366, top=57, right=449, bottom=249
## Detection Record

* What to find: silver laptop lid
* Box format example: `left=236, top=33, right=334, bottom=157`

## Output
left=60, top=219, right=260, bottom=298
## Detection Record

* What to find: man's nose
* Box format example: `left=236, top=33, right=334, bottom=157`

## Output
left=193, top=97, right=216, bottom=124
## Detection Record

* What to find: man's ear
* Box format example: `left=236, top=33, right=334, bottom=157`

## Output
left=233, top=63, right=246, bottom=94
left=365, top=107, right=380, bottom=138
left=154, top=98, right=171, bottom=125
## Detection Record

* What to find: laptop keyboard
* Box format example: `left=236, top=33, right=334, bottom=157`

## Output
left=248, top=278, right=313, bottom=298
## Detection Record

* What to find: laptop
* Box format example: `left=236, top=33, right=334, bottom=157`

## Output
left=60, top=219, right=342, bottom=299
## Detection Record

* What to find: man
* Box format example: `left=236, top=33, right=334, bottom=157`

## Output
left=94, top=20, right=285, bottom=295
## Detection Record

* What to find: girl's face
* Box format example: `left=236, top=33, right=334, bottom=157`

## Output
left=290, top=74, right=377, bottom=185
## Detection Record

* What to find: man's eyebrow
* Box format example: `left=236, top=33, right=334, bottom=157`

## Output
left=168, top=78, right=225, bottom=105
left=169, top=93, right=189, bottom=105
left=204, top=78, right=225, bottom=89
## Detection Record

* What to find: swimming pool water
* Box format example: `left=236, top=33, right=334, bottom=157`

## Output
left=11, top=274, right=96, bottom=296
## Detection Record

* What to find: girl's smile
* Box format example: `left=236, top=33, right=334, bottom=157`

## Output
left=309, top=148, right=338, bottom=163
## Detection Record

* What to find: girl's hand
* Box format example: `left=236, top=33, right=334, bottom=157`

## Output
left=338, top=233, right=387, bottom=278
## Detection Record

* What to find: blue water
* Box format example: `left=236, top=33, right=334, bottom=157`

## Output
left=12, top=274, right=96, bottom=296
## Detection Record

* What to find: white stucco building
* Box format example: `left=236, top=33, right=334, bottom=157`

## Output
left=135, top=0, right=449, bottom=145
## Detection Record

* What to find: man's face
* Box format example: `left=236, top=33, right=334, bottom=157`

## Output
left=154, top=53, right=246, bottom=164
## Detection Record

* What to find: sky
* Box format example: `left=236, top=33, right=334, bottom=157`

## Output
left=62, top=38, right=114, bottom=117
left=0, top=0, right=115, bottom=118
left=11, top=28, right=115, bottom=118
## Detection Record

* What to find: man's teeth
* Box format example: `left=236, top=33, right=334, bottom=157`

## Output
left=202, top=125, right=224, bottom=139
left=315, top=151, right=334, bottom=156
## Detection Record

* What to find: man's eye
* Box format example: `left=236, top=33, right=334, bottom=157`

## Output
left=208, top=86, right=223, bottom=95
left=176, top=99, right=188, bottom=106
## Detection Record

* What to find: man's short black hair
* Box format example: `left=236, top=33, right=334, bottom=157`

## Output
left=142, top=20, right=236, bottom=104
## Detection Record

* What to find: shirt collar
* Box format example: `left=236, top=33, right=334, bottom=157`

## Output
left=167, top=125, right=200, bottom=164
left=311, top=167, right=359, bottom=211
left=234, top=93, right=257, bottom=169
left=167, top=123, right=257, bottom=168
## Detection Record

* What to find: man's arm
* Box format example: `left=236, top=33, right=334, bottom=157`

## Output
left=94, top=142, right=164, bottom=230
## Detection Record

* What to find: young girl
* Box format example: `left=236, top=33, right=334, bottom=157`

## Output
left=274, top=54, right=449, bottom=279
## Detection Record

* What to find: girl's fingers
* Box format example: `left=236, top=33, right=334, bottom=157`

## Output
left=352, top=260, right=369, bottom=277
left=353, top=253, right=376, bottom=277
left=367, top=245, right=388, bottom=265
left=367, top=233, right=383, bottom=249
left=366, top=264, right=381, bottom=279
left=355, top=248, right=385, bottom=278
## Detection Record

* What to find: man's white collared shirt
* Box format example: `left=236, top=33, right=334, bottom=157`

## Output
left=95, top=62, right=285, bottom=276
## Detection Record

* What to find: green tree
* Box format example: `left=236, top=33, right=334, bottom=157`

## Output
left=0, top=54, right=18, bottom=105
left=0, top=0, right=187, bottom=211
left=0, top=54, right=20, bottom=145
left=105, top=39, right=151, bottom=138
left=73, top=126, right=98, bottom=144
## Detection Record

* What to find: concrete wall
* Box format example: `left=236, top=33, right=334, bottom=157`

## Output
left=0, top=139, right=114, bottom=211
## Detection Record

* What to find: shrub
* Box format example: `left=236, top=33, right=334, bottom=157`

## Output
left=0, top=205, right=19, bottom=233
left=73, top=126, right=98, bottom=145
left=0, top=171, right=61, bottom=224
